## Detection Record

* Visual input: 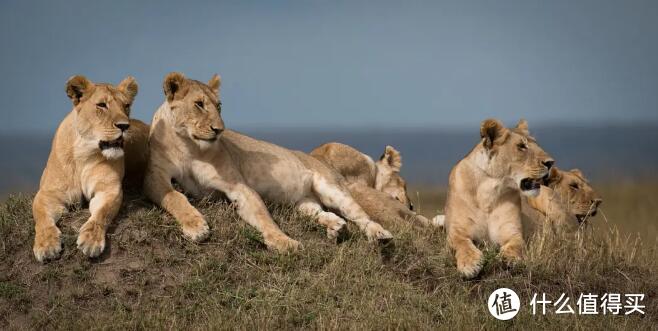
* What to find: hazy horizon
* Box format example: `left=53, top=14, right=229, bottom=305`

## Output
left=1, top=0, right=658, bottom=134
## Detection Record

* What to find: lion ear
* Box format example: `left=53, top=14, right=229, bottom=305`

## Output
left=65, top=75, right=93, bottom=106
left=208, top=74, right=221, bottom=95
left=118, top=76, right=138, bottom=103
left=570, top=168, right=585, bottom=179
left=515, top=118, right=530, bottom=135
left=163, top=72, right=186, bottom=102
left=380, top=145, right=402, bottom=172
left=480, top=118, right=507, bottom=149
left=545, top=167, right=562, bottom=187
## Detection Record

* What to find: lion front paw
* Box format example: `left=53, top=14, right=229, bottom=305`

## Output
left=77, top=221, right=106, bottom=258
left=456, top=247, right=483, bottom=279
left=364, top=221, right=393, bottom=244
left=181, top=218, right=210, bottom=242
left=500, top=242, right=524, bottom=266
left=265, top=234, right=302, bottom=253
left=326, top=218, right=348, bottom=241
left=33, top=226, right=62, bottom=262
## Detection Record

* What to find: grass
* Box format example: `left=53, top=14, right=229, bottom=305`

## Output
left=0, top=184, right=656, bottom=330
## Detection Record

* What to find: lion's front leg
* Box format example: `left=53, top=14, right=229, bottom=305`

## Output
left=195, top=160, right=300, bottom=252
left=225, top=183, right=301, bottom=252
left=32, top=191, right=66, bottom=262
left=144, top=169, right=209, bottom=242
left=488, top=201, right=525, bottom=265
left=448, top=227, right=484, bottom=279
left=77, top=188, right=122, bottom=258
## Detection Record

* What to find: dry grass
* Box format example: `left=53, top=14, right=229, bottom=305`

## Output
left=0, top=183, right=656, bottom=330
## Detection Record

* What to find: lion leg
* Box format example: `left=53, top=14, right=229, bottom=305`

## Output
left=296, top=197, right=347, bottom=240
left=222, top=183, right=301, bottom=252
left=447, top=225, right=483, bottom=279
left=77, top=187, right=122, bottom=258
left=489, top=202, right=525, bottom=265
left=32, top=191, right=66, bottom=262
left=144, top=170, right=209, bottom=242
left=310, top=174, right=393, bottom=243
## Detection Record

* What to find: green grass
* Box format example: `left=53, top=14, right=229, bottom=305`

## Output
left=0, top=185, right=656, bottom=330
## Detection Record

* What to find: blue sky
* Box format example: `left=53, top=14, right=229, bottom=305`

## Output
left=1, top=0, right=657, bottom=133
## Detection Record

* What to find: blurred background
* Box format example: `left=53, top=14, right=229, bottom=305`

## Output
left=1, top=0, right=657, bottom=196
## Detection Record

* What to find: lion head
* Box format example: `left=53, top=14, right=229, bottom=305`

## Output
left=66, top=75, right=138, bottom=160
left=544, top=167, right=602, bottom=224
left=478, top=119, right=554, bottom=197
left=162, top=72, right=224, bottom=150
left=374, top=145, right=412, bottom=209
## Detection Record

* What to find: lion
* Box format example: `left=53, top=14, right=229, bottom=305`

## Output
left=444, top=119, right=554, bottom=278
left=347, top=183, right=434, bottom=227
left=522, top=167, right=602, bottom=234
left=434, top=167, right=603, bottom=239
left=310, top=142, right=412, bottom=209
left=32, top=75, right=148, bottom=262
left=143, top=72, right=393, bottom=252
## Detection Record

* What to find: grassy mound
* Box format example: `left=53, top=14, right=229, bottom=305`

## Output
left=0, top=191, right=656, bottom=329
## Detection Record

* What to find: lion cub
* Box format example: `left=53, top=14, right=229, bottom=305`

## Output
left=143, top=72, right=393, bottom=252
left=310, top=143, right=412, bottom=209
left=33, top=75, right=148, bottom=262
left=310, top=142, right=435, bottom=227
left=444, top=119, right=553, bottom=278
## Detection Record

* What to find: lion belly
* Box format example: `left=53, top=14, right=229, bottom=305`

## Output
left=222, top=130, right=314, bottom=204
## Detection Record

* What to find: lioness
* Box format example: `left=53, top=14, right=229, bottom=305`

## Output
left=444, top=119, right=553, bottom=278
left=33, top=75, right=148, bottom=262
left=435, top=167, right=603, bottom=238
left=310, top=143, right=412, bottom=209
left=143, top=72, right=393, bottom=252
left=523, top=167, right=602, bottom=233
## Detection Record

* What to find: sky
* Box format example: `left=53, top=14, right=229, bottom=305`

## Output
left=1, top=0, right=657, bottom=133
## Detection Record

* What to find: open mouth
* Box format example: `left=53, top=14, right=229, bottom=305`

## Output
left=576, top=210, right=598, bottom=224
left=520, top=177, right=542, bottom=191
left=99, top=136, right=124, bottom=150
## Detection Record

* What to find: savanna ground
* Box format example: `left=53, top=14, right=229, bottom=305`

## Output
left=1, top=182, right=656, bottom=330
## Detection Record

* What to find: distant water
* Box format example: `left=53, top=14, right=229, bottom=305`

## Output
left=2, top=124, right=658, bottom=194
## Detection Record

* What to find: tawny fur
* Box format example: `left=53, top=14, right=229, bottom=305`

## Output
left=347, top=183, right=432, bottom=227
left=444, top=119, right=553, bottom=278
left=143, top=73, right=393, bottom=252
left=310, top=142, right=412, bottom=208
left=32, top=75, right=147, bottom=262
left=522, top=167, right=602, bottom=237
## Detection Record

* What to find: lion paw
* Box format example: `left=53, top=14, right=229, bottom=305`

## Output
left=456, top=249, right=483, bottom=279
left=181, top=218, right=210, bottom=242
left=33, top=226, right=62, bottom=262
left=77, top=221, right=106, bottom=258
left=326, top=219, right=348, bottom=240
left=500, top=244, right=524, bottom=266
left=265, top=235, right=302, bottom=253
left=364, top=221, right=393, bottom=244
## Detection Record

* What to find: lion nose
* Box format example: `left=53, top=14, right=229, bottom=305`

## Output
left=592, top=198, right=602, bottom=207
left=542, top=159, right=555, bottom=170
left=115, top=122, right=130, bottom=132
left=211, top=126, right=224, bottom=135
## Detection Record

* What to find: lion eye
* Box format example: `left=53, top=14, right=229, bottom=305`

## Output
left=96, top=102, right=107, bottom=109
left=517, top=143, right=527, bottom=151
left=570, top=183, right=579, bottom=190
left=195, top=101, right=204, bottom=109
left=217, top=101, right=222, bottom=112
